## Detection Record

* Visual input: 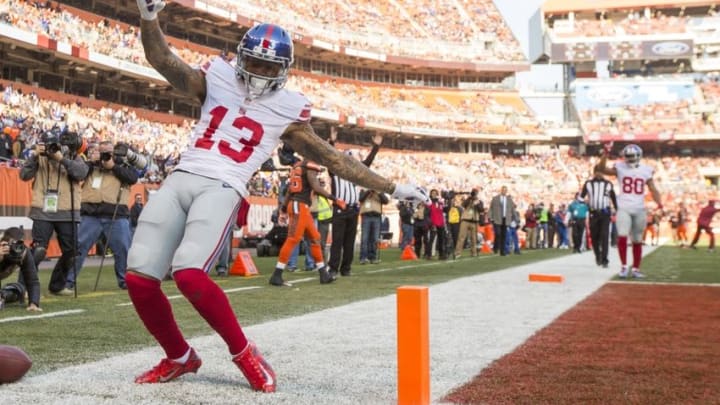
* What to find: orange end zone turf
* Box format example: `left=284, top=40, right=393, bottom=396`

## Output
left=528, top=273, right=564, bottom=283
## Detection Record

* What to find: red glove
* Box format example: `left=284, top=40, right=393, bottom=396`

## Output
left=335, top=198, right=347, bottom=210
left=235, top=199, right=250, bottom=228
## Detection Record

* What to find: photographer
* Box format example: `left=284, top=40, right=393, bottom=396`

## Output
left=454, top=189, right=484, bottom=258
left=0, top=227, right=42, bottom=311
left=65, top=141, right=139, bottom=291
left=358, top=188, right=389, bottom=264
left=19, top=129, right=88, bottom=295
left=397, top=201, right=414, bottom=250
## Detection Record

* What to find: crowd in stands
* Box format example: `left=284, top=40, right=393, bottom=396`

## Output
left=578, top=75, right=720, bottom=136
left=200, top=0, right=524, bottom=62
left=0, top=0, right=536, bottom=135
left=549, top=10, right=689, bottom=37
left=546, top=6, right=720, bottom=38
left=0, top=0, right=524, bottom=65
left=2, top=79, right=717, bottom=223
left=0, top=84, right=192, bottom=183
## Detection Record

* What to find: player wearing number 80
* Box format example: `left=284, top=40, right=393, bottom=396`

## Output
left=128, top=0, right=429, bottom=392
left=596, top=144, right=663, bottom=279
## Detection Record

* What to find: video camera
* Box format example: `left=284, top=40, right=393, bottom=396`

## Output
left=113, top=142, right=149, bottom=170
left=40, top=127, right=82, bottom=157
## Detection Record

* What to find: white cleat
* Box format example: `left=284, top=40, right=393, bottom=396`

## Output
left=618, top=266, right=629, bottom=279
left=631, top=268, right=645, bottom=278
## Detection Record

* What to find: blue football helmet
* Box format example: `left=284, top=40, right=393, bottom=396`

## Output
left=236, top=23, right=294, bottom=98
left=622, top=144, right=642, bottom=168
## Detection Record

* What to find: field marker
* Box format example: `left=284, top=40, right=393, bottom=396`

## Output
left=528, top=273, right=564, bottom=283
left=397, top=286, right=429, bottom=405
left=116, top=286, right=262, bottom=307
left=0, top=309, right=85, bottom=323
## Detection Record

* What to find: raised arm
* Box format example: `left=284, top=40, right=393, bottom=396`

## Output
left=595, top=143, right=617, bottom=177
left=137, top=0, right=206, bottom=102
left=595, top=152, right=617, bottom=177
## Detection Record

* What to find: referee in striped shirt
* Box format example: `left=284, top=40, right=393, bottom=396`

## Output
left=327, top=129, right=382, bottom=277
left=581, top=166, right=618, bottom=268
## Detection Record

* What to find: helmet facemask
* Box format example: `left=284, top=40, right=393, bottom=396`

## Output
left=623, top=145, right=642, bottom=168
left=236, top=47, right=291, bottom=99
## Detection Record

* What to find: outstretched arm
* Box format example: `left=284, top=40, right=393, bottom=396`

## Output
left=282, top=123, right=395, bottom=194
left=137, top=1, right=206, bottom=102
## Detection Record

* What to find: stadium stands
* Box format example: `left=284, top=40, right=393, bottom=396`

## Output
left=0, top=0, right=540, bottom=137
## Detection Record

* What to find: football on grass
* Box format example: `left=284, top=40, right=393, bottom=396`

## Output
left=0, top=345, right=32, bottom=383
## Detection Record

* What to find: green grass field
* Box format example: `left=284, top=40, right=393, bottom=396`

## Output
left=1, top=244, right=717, bottom=377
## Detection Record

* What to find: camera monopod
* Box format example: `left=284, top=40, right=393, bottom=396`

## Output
left=93, top=189, right=122, bottom=291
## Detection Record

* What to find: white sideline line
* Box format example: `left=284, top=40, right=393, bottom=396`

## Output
left=0, top=309, right=85, bottom=323
left=609, top=280, right=720, bottom=287
left=115, top=286, right=262, bottom=307
left=365, top=249, right=539, bottom=274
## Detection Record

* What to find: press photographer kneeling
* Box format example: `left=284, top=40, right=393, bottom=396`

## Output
left=19, top=129, right=89, bottom=296
left=65, top=141, right=140, bottom=291
left=0, top=227, right=42, bottom=311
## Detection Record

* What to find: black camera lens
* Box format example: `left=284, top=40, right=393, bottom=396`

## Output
left=47, top=143, right=61, bottom=155
left=6, top=240, right=26, bottom=263
left=100, top=151, right=113, bottom=161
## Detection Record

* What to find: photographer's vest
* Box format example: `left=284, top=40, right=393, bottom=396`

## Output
left=82, top=168, right=130, bottom=206
left=30, top=157, right=82, bottom=216
left=317, top=196, right=333, bottom=222
left=461, top=206, right=478, bottom=222
left=360, top=193, right=383, bottom=216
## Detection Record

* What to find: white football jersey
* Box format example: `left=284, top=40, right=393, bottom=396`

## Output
left=614, top=161, right=654, bottom=211
left=175, top=57, right=312, bottom=196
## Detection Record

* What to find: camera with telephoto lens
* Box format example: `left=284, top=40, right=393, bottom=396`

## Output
left=441, top=189, right=473, bottom=206
left=40, top=128, right=82, bottom=156
left=113, top=142, right=148, bottom=170
left=3, top=240, right=26, bottom=265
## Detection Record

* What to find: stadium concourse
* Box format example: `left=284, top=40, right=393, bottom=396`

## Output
left=1, top=248, right=641, bottom=404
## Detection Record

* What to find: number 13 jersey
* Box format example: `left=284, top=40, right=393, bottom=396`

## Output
left=175, top=57, right=312, bottom=197
left=614, top=161, right=654, bottom=211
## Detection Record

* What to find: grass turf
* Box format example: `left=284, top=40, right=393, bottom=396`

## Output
left=1, top=248, right=565, bottom=375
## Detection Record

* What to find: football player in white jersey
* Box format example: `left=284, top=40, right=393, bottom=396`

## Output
left=130, top=0, right=429, bottom=392
left=596, top=143, right=663, bottom=279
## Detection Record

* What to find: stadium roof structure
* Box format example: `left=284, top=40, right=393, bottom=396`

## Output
left=543, top=0, right=716, bottom=14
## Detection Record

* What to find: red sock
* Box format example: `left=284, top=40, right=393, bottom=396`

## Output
left=126, top=272, right=189, bottom=359
left=632, top=243, right=643, bottom=269
left=174, top=269, right=248, bottom=355
left=617, top=236, right=628, bottom=266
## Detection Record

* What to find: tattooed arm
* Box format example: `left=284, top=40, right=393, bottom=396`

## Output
left=139, top=19, right=206, bottom=103
left=282, top=123, right=395, bottom=195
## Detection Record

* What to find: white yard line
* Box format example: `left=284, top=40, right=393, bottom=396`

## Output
left=0, top=309, right=86, bottom=323
left=115, top=286, right=262, bottom=307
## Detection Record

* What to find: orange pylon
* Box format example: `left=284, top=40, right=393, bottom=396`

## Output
left=401, top=245, right=418, bottom=260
